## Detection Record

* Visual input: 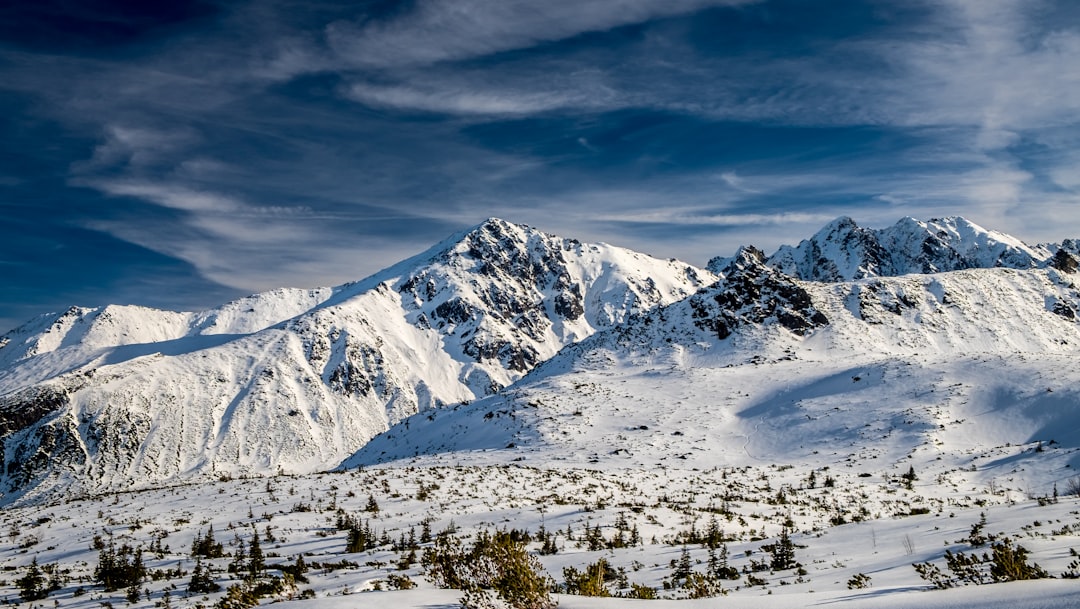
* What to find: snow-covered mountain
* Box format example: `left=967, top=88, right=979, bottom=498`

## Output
left=0, top=219, right=711, bottom=501
left=743, top=216, right=1055, bottom=281
left=350, top=250, right=1080, bottom=496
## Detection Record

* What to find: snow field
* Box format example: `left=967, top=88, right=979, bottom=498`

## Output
left=1, top=461, right=1078, bottom=608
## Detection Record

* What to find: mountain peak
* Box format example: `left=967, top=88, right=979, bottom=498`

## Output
left=421, top=218, right=560, bottom=275
left=465, top=217, right=525, bottom=240
left=0, top=217, right=715, bottom=499
left=767, top=216, right=886, bottom=282
left=711, top=245, right=767, bottom=275
left=817, top=215, right=859, bottom=233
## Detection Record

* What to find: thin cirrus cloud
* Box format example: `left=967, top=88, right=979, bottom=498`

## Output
left=324, top=0, right=760, bottom=68
left=873, top=0, right=1080, bottom=134
left=83, top=179, right=427, bottom=292
left=597, top=209, right=839, bottom=228
left=344, top=82, right=604, bottom=116
left=87, top=1, right=1080, bottom=244
left=91, top=180, right=317, bottom=218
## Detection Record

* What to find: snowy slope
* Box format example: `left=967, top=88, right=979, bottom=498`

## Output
left=0, top=219, right=712, bottom=501
left=5, top=214, right=1080, bottom=505
left=0, top=288, right=337, bottom=393
left=2, top=454, right=1079, bottom=609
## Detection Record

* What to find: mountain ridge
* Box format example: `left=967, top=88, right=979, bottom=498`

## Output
left=2, top=215, right=1079, bottom=504
left=711, top=215, right=1060, bottom=281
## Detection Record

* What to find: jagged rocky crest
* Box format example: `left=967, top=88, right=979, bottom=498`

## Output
left=726, top=216, right=1054, bottom=282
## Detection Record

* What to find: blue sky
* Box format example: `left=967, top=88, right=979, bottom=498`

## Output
left=3, top=0, right=1080, bottom=332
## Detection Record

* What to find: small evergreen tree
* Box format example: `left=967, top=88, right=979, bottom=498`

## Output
left=192, top=525, right=225, bottom=559
left=562, top=558, right=612, bottom=596
left=230, top=536, right=247, bottom=574
left=95, top=543, right=146, bottom=592
left=215, top=583, right=259, bottom=609
left=125, top=579, right=141, bottom=603
left=847, top=573, right=872, bottom=589
left=683, top=572, right=724, bottom=599
left=345, top=520, right=372, bottom=553
left=707, top=541, right=739, bottom=580
left=989, top=539, right=1049, bottom=582
left=674, top=547, right=693, bottom=582
left=901, top=466, right=917, bottom=490
left=17, top=557, right=47, bottom=602
left=397, top=548, right=418, bottom=570
left=248, top=529, right=265, bottom=579
left=767, top=520, right=797, bottom=571
left=704, top=516, right=723, bottom=549
left=538, top=531, right=558, bottom=555
left=913, top=536, right=1048, bottom=588
left=966, top=513, right=988, bottom=547
left=626, top=583, right=656, bottom=599
left=189, top=558, right=221, bottom=594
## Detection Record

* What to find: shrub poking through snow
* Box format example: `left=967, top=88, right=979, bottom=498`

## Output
left=913, top=537, right=1048, bottom=589
left=423, top=529, right=556, bottom=609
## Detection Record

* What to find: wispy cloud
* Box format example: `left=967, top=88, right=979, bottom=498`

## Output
left=325, top=0, right=758, bottom=68
left=84, top=178, right=435, bottom=293
left=95, top=180, right=244, bottom=212
left=73, top=125, right=199, bottom=172
left=601, top=210, right=838, bottom=227
left=74, top=0, right=1080, bottom=262
left=344, top=81, right=609, bottom=116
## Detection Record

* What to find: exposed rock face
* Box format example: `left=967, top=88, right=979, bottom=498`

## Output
left=0, top=385, right=83, bottom=494
left=693, top=246, right=828, bottom=339
left=1049, top=248, right=1079, bottom=274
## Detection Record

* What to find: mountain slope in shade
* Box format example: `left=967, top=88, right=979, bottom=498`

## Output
left=741, top=216, right=1053, bottom=282
left=0, top=219, right=712, bottom=502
